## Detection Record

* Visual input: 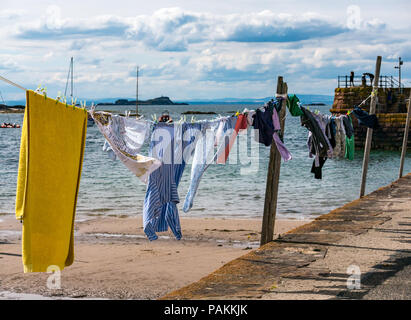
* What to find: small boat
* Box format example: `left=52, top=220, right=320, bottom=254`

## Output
left=158, top=110, right=173, bottom=123
left=1, top=122, right=20, bottom=128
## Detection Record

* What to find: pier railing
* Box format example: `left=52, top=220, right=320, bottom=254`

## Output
left=337, top=75, right=405, bottom=89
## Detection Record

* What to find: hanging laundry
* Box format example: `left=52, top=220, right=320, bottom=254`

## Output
left=252, top=108, right=275, bottom=147
left=351, top=106, right=379, bottom=129
left=342, top=115, right=354, bottom=139
left=102, top=139, right=117, bottom=160
left=92, top=111, right=161, bottom=184
left=343, top=115, right=355, bottom=160
left=286, top=94, right=304, bottom=117
left=311, top=112, right=334, bottom=157
left=300, top=107, right=332, bottom=179
left=216, top=114, right=247, bottom=164
left=272, top=107, right=292, bottom=162
left=266, top=98, right=282, bottom=113
left=243, top=108, right=256, bottom=126
left=214, top=116, right=237, bottom=162
left=250, top=101, right=292, bottom=161
left=325, top=115, right=336, bottom=149
left=183, top=117, right=234, bottom=212
left=332, top=116, right=347, bottom=159
left=15, top=90, right=87, bottom=272
left=311, top=156, right=327, bottom=179
left=339, top=116, right=347, bottom=157
left=143, top=122, right=201, bottom=240
left=329, top=116, right=337, bottom=137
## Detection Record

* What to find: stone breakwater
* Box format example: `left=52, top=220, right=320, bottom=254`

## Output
left=330, top=87, right=411, bottom=150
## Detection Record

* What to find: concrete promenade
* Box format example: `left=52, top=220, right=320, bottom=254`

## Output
left=162, top=173, right=411, bottom=300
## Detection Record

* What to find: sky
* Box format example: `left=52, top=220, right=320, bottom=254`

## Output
left=0, top=0, right=410, bottom=102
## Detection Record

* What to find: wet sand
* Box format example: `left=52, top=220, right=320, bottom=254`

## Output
left=0, top=214, right=308, bottom=299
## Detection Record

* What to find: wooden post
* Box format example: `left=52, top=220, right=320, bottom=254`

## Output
left=260, top=76, right=288, bottom=246
left=360, top=56, right=382, bottom=197
left=399, top=91, right=411, bottom=178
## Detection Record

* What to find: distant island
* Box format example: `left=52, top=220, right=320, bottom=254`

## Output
left=181, top=111, right=217, bottom=115
left=97, top=96, right=188, bottom=106
left=0, top=104, right=25, bottom=113
left=302, top=103, right=327, bottom=106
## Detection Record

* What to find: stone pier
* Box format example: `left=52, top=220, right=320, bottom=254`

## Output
left=330, top=87, right=411, bottom=150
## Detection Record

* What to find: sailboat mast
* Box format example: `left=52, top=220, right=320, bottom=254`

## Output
left=136, top=66, right=139, bottom=117
left=71, top=57, right=74, bottom=99
left=64, top=57, right=74, bottom=103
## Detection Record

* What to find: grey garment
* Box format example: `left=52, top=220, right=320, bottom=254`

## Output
left=300, top=107, right=332, bottom=167
left=332, top=117, right=347, bottom=159
left=339, top=118, right=346, bottom=156
left=311, top=112, right=333, bottom=158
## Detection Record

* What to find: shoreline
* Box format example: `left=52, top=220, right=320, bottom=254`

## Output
left=0, top=214, right=309, bottom=300
left=0, top=110, right=25, bottom=114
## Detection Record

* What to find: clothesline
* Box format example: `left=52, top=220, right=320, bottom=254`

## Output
left=0, top=77, right=373, bottom=189
left=0, top=76, right=369, bottom=172
left=357, top=94, right=372, bottom=108
left=11, top=84, right=382, bottom=272
left=0, top=75, right=27, bottom=92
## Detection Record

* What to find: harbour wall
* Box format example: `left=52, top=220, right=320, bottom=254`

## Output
left=330, top=87, right=411, bottom=150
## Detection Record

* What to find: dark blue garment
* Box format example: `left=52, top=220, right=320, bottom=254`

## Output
left=252, top=108, right=274, bottom=147
left=311, top=156, right=327, bottom=179
left=342, top=115, right=354, bottom=138
left=330, top=117, right=337, bottom=137
left=352, top=106, right=379, bottom=129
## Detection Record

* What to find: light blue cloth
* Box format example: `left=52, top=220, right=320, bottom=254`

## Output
left=143, top=122, right=200, bottom=241
left=102, top=140, right=117, bottom=160
left=183, top=117, right=236, bottom=213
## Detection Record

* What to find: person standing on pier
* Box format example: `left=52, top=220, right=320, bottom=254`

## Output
left=350, top=71, right=355, bottom=87
left=363, top=73, right=374, bottom=86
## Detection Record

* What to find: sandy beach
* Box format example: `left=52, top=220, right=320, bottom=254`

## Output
left=0, top=214, right=308, bottom=299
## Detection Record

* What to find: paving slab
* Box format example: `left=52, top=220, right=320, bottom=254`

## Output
left=161, top=173, right=411, bottom=300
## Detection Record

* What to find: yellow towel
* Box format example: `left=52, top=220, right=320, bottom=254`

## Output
left=15, top=90, right=87, bottom=273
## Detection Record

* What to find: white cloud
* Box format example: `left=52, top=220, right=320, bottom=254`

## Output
left=16, top=6, right=131, bottom=40
left=45, top=5, right=64, bottom=30
left=43, top=51, right=54, bottom=60
left=0, top=55, right=24, bottom=72
left=14, top=7, right=352, bottom=51
left=1, top=3, right=409, bottom=100
left=0, top=9, right=25, bottom=20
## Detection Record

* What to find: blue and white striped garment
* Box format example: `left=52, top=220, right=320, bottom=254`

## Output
left=143, top=122, right=201, bottom=240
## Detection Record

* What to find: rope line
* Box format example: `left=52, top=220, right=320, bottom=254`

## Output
left=0, top=75, right=27, bottom=91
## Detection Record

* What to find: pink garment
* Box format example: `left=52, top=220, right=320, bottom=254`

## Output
left=272, top=108, right=292, bottom=162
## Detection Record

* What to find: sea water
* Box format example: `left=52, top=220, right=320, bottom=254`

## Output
left=1, top=103, right=410, bottom=220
